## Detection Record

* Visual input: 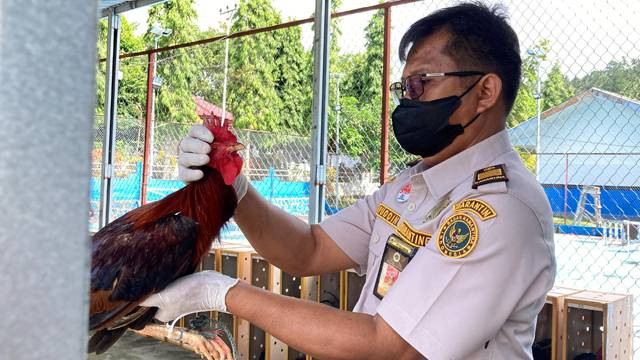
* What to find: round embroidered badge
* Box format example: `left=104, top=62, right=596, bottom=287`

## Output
left=437, top=213, right=478, bottom=258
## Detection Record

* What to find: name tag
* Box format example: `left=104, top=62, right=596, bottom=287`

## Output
left=373, top=234, right=417, bottom=299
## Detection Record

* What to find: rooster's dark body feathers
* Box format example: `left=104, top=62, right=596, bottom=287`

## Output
left=88, top=168, right=237, bottom=354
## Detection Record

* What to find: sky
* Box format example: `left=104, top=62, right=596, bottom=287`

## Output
left=121, top=0, right=640, bottom=80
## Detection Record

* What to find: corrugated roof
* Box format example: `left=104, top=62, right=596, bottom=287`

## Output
left=193, top=96, right=235, bottom=123
left=508, top=88, right=640, bottom=152
left=508, top=88, right=640, bottom=186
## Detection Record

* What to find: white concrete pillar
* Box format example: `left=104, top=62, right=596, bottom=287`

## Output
left=0, top=0, right=97, bottom=358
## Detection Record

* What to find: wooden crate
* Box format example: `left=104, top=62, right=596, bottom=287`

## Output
left=319, top=272, right=342, bottom=309
left=562, top=290, right=632, bottom=360
left=198, top=243, right=363, bottom=360
left=213, top=244, right=306, bottom=360
left=534, top=286, right=582, bottom=360
left=344, top=269, right=366, bottom=312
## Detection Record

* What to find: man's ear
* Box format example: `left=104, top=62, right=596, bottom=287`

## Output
left=475, top=73, right=502, bottom=114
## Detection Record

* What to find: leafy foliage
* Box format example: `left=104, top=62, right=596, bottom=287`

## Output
left=95, top=1, right=637, bottom=177
left=571, top=58, right=640, bottom=100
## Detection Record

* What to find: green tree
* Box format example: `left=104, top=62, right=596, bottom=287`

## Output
left=227, top=0, right=284, bottom=131
left=96, top=17, right=146, bottom=119
left=344, top=9, right=383, bottom=102
left=330, top=8, right=413, bottom=175
left=191, top=28, right=227, bottom=108
left=507, top=40, right=550, bottom=128
left=146, top=0, right=204, bottom=124
left=508, top=40, right=576, bottom=173
left=273, top=24, right=312, bottom=135
left=571, top=58, right=640, bottom=99
left=542, top=62, right=575, bottom=111
left=95, top=17, right=148, bottom=166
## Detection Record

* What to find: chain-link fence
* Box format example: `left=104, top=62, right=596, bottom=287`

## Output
left=94, top=0, right=640, bottom=357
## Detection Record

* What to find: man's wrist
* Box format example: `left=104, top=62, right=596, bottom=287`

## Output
left=224, top=279, right=249, bottom=314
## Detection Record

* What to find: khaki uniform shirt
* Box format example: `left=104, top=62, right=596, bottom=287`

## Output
left=320, top=130, right=556, bottom=359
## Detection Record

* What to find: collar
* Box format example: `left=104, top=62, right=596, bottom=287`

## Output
left=411, top=129, right=514, bottom=198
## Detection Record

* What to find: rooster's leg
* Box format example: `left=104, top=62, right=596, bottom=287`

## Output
left=133, top=324, right=232, bottom=360
left=191, top=332, right=232, bottom=360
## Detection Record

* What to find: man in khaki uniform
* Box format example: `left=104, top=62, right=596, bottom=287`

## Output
left=142, top=3, right=556, bottom=359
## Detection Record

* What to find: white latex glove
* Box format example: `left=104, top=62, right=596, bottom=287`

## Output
left=178, top=124, right=249, bottom=201
left=140, top=271, right=240, bottom=323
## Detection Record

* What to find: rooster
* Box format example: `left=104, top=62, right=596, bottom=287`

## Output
left=88, top=115, right=243, bottom=354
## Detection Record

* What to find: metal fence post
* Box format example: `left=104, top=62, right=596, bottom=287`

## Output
left=99, top=10, right=122, bottom=227
left=141, top=51, right=156, bottom=205
left=0, top=0, right=96, bottom=358
left=380, top=5, right=391, bottom=185
left=309, top=0, right=331, bottom=224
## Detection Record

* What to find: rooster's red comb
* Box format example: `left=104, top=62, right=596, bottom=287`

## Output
left=202, top=112, right=243, bottom=186
left=203, top=113, right=237, bottom=143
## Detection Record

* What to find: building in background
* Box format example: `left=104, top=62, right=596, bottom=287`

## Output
left=509, top=88, right=640, bottom=224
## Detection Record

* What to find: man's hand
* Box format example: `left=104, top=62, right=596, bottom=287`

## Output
left=140, top=271, right=239, bottom=322
left=178, top=124, right=249, bottom=201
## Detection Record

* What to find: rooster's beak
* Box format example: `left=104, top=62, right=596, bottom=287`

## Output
left=227, top=143, right=245, bottom=152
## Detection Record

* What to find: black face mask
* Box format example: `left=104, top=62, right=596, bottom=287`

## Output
left=391, top=78, right=483, bottom=158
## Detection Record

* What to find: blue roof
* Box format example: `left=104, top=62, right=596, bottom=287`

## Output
left=508, top=88, right=640, bottom=186
left=508, top=88, right=640, bottom=153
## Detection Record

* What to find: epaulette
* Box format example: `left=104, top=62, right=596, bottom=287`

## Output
left=472, top=164, right=508, bottom=190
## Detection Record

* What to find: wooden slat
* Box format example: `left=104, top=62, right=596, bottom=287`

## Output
left=267, top=265, right=287, bottom=360
left=249, top=258, right=269, bottom=359
left=562, top=290, right=632, bottom=360
left=300, top=276, right=319, bottom=302
left=236, top=252, right=253, bottom=360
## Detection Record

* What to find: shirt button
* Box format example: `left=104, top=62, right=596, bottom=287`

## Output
left=373, top=234, right=380, bottom=243
left=408, top=202, right=416, bottom=212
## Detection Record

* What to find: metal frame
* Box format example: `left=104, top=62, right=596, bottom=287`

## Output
left=380, top=6, right=392, bottom=185
left=100, top=0, right=169, bottom=18
left=99, top=10, right=121, bottom=228
left=141, top=51, right=156, bottom=205
left=309, top=0, right=332, bottom=225
left=99, top=0, right=421, bottom=226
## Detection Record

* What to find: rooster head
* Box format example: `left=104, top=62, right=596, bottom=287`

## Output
left=203, top=114, right=244, bottom=186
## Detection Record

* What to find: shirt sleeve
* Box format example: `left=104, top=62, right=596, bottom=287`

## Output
left=319, top=182, right=392, bottom=275
left=376, top=194, right=555, bottom=359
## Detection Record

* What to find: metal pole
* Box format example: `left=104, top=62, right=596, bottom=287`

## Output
left=564, top=153, right=568, bottom=224
left=141, top=51, right=155, bottom=205
left=380, top=6, right=391, bottom=185
left=535, top=60, right=541, bottom=181
left=149, top=36, right=159, bottom=181
left=309, top=0, right=331, bottom=224
left=334, top=74, right=342, bottom=208
left=0, top=0, right=96, bottom=357
left=220, top=6, right=236, bottom=124
left=99, top=10, right=122, bottom=228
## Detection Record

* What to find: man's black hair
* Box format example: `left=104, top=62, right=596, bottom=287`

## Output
left=399, top=2, right=521, bottom=114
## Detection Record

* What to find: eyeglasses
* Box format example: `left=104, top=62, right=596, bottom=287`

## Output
left=390, top=71, right=486, bottom=101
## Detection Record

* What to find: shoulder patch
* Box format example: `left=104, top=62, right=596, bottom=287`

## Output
left=472, top=164, right=508, bottom=189
left=396, top=220, right=431, bottom=247
left=376, top=203, right=401, bottom=227
left=437, top=213, right=478, bottom=259
left=454, top=198, right=496, bottom=221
